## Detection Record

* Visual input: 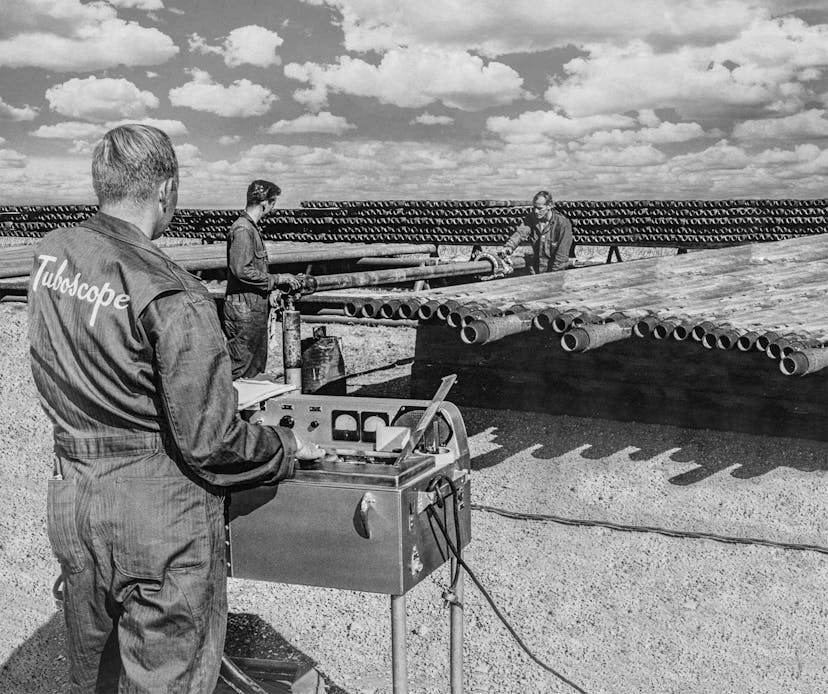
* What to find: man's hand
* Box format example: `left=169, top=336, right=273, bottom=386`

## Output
left=293, top=432, right=325, bottom=461
left=274, top=274, right=303, bottom=291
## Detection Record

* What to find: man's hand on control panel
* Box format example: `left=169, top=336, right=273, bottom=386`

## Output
left=293, top=431, right=326, bottom=461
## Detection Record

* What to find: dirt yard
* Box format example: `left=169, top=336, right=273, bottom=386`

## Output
left=1, top=300, right=827, bottom=694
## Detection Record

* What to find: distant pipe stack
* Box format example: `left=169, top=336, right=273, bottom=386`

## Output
left=3, top=198, right=828, bottom=247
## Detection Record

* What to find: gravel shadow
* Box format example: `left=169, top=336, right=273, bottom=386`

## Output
left=457, top=405, right=828, bottom=484
left=0, top=613, right=349, bottom=694
left=225, top=613, right=348, bottom=693
left=0, top=614, right=67, bottom=694
left=347, top=371, right=828, bottom=485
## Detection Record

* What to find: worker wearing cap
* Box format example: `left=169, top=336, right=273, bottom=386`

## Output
left=28, top=124, right=322, bottom=693
left=499, top=190, right=573, bottom=273
left=223, top=180, right=302, bottom=380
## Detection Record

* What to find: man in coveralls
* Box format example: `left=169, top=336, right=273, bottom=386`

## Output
left=28, top=124, right=322, bottom=693
left=499, top=189, right=573, bottom=273
left=224, top=180, right=302, bottom=380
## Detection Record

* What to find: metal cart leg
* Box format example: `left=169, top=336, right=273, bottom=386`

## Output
left=450, top=559, right=465, bottom=694
left=391, top=594, right=408, bottom=694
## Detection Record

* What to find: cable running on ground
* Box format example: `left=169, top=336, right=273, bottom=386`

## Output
left=472, top=503, right=828, bottom=556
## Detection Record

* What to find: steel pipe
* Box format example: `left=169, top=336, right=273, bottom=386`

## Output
left=308, top=256, right=524, bottom=293
left=281, top=307, right=303, bottom=388
left=561, top=318, right=635, bottom=352
left=378, top=298, right=404, bottom=319
left=780, top=347, right=828, bottom=376
left=552, top=310, right=599, bottom=334
left=652, top=317, right=683, bottom=340
left=633, top=316, right=659, bottom=338
left=460, top=310, right=540, bottom=345
left=532, top=307, right=561, bottom=331
left=766, top=335, right=820, bottom=360
left=736, top=331, right=761, bottom=351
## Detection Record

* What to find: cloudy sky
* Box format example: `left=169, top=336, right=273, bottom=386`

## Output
left=1, top=0, right=828, bottom=207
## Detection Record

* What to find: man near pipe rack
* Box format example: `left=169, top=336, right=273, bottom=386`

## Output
left=223, top=179, right=303, bottom=379
left=498, top=189, right=573, bottom=273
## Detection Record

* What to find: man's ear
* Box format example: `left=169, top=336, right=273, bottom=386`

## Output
left=159, top=177, right=175, bottom=212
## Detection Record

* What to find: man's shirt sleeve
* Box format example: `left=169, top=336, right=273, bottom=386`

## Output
left=550, top=217, right=574, bottom=271
left=504, top=217, right=533, bottom=252
left=227, top=225, right=272, bottom=291
left=142, top=290, right=296, bottom=486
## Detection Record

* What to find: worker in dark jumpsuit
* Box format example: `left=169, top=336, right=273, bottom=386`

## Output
left=28, top=124, right=322, bottom=693
left=224, top=179, right=302, bottom=380
left=499, top=189, right=573, bottom=273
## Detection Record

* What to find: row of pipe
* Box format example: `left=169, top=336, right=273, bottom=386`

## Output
left=4, top=201, right=826, bottom=249
left=5, top=199, right=826, bottom=217
left=300, top=199, right=828, bottom=210
left=327, top=258, right=828, bottom=376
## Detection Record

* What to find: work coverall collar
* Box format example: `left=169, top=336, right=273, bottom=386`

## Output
left=81, top=212, right=172, bottom=261
left=241, top=211, right=261, bottom=229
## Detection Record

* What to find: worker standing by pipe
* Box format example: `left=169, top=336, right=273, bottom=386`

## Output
left=224, top=179, right=303, bottom=379
left=498, top=190, right=573, bottom=273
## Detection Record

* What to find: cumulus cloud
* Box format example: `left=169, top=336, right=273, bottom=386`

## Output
left=31, top=122, right=108, bottom=140
left=487, top=111, right=637, bottom=144
left=219, top=135, right=242, bottom=145
left=0, top=148, right=27, bottom=169
left=169, top=69, right=277, bottom=117
left=110, top=118, right=188, bottom=136
left=733, top=109, right=828, bottom=141
left=296, top=0, right=761, bottom=55
left=578, top=121, right=712, bottom=150
left=10, top=133, right=828, bottom=205
left=175, top=143, right=202, bottom=167
left=545, top=18, right=828, bottom=118
left=753, top=143, right=821, bottom=164
left=411, top=113, right=455, bottom=125
left=0, top=0, right=178, bottom=71
left=266, top=111, right=356, bottom=135
left=67, top=140, right=96, bottom=156
left=107, top=0, right=164, bottom=9
left=668, top=140, right=752, bottom=171
left=189, top=25, right=284, bottom=68
left=573, top=144, right=667, bottom=167
left=31, top=118, right=188, bottom=142
left=285, top=48, right=525, bottom=111
left=0, top=97, right=38, bottom=121
left=46, top=77, right=159, bottom=122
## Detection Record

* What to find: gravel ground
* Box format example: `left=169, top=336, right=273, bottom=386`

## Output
left=1, top=302, right=827, bottom=694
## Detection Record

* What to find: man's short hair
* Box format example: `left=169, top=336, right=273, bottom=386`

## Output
left=247, top=180, right=281, bottom=207
left=533, top=190, right=552, bottom=205
left=92, top=124, right=178, bottom=205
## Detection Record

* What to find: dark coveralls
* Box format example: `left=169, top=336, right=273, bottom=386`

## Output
left=503, top=209, right=573, bottom=273
left=28, top=212, right=297, bottom=693
left=223, top=214, right=278, bottom=380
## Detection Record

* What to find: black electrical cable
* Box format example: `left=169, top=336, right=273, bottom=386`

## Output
left=471, top=503, right=828, bottom=556
left=427, top=476, right=463, bottom=597
left=345, top=356, right=415, bottom=380
left=427, top=477, right=589, bottom=694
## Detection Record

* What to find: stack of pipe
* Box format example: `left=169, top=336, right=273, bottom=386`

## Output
left=309, top=233, right=828, bottom=377
left=0, top=241, right=438, bottom=282
left=2, top=198, right=825, bottom=246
